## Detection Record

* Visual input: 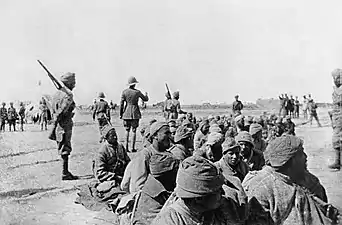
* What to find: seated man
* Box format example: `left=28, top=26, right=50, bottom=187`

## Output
left=120, top=122, right=172, bottom=193
left=193, top=119, right=210, bottom=152
left=249, top=123, right=267, bottom=152
left=94, top=125, right=130, bottom=185
left=236, top=131, right=265, bottom=171
left=170, top=125, right=194, bottom=161
left=152, top=156, right=243, bottom=225
left=243, top=135, right=339, bottom=224
left=132, top=153, right=179, bottom=225
left=283, top=115, right=296, bottom=136
left=216, top=137, right=249, bottom=182
left=194, top=132, right=224, bottom=163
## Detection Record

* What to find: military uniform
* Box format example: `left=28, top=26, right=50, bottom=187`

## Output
left=0, top=104, right=7, bottom=132
left=19, top=104, right=25, bottom=131
left=232, top=99, right=243, bottom=115
left=50, top=72, right=77, bottom=180
left=93, top=97, right=110, bottom=137
left=169, top=99, right=181, bottom=120
left=7, top=105, right=18, bottom=132
left=39, top=102, right=48, bottom=130
left=163, top=93, right=172, bottom=121
left=94, top=142, right=130, bottom=183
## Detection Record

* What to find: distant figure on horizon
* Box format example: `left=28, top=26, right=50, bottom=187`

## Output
left=302, top=95, right=308, bottom=119
left=120, top=76, right=149, bottom=152
left=93, top=92, right=111, bottom=142
left=8, top=102, right=18, bottom=132
left=163, top=92, right=172, bottom=121
left=278, top=94, right=286, bottom=117
left=0, top=102, right=7, bottom=132
left=19, top=102, right=26, bottom=131
left=232, top=95, right=243, bottom=115
left=295, top=96, right=300, bottom=118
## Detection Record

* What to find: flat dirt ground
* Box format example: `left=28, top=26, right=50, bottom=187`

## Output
left=1, top=108, right=342, bottom=225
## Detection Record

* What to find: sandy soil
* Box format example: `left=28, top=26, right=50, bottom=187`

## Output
left=0, top=108, right=341, bottom=224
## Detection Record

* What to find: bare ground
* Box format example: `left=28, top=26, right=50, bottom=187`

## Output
left=0, top=109, right=341, bottom=224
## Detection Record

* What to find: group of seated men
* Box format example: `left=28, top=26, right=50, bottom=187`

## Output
left=88, top=111, right=339, bottom=224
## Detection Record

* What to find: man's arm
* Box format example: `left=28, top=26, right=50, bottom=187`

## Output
left=119, top=93, right=125, bottom=119
left=95, top=149, right=116, bottom=182
left=139, top=91, right=149, bottom=102
left=92, top=104, right=97, bottom=121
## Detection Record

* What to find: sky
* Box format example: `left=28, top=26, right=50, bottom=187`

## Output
left=1, top=0, right=342, bottom=105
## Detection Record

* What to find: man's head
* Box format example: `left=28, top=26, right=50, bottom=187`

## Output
left=1, top=102, right=5, bottom=107
left=204, top=132, right=223, bottom=162
left=249, top=123, right=263, bottom=139
left=222, top=138, right=241, bottom=167
left=150, top=122, right=171, bottom=151
left=60, top=72, right=76, bottom=90
left=285, top=93, right=288, bottom=97
left=168, top=120, right=177, bottom=135
left=199, top=119, right=210, bottom=135
left=236, top=131, right=254, bottom=159
left=149, top=153, right=179, bottom=191
left=234, top=115, right=244, bottom=129
left=9, top=102, right=13, bottom=107
left=235, top=95, right=239, bottom=100
left=332, top=68, right=342, bottom=88
left=101, top=125, right=118, bottom=145
left=98, top=92, right=105, bottom=99
left=173, top=91, right=180, bottom=100
left=175, top=156, right=224, bottom=212
left=303, top=95, right=306, bottom=99
left=127, top=76, right=138, bottom=88
left=174, top=125, right=194, bottom=149
left=264, top=135, right=307, bottom=179
left=186, top=112, right=193, bottom=121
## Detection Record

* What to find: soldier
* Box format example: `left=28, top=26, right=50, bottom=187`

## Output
left=236, top=131, right=265, bottom=171
left=295, top=96, right=300, bottom=118
left=50, top=72, right=77, bottom=180
left=92, top=92, right=111, bottom=142
left=120, top=76, right=149, bottom=152
left=169, top=125, right=194, bottom=161
left=278, top=94, right=286, bottom=117
left=18, top=102, right=26, bottom=131
left=7, top=102, right=18, bottom=132
left=308, top=99, right=322, bottom=127
left=284, top=115, right=296, bottom=136
left=302, top=95, right=308, bottom=119
left=329, top=68, right=342, bottom=170
left=0, top=102, right=7, bottom=132
left=163, top=92, right=172, bottom=121
left=39, top=98, right=48, bottom=131
left=169, top=91, right=186, bottom=120
left=232, top=95, right=243, bottom=115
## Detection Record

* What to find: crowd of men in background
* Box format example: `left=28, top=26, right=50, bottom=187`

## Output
left=73, top=76, right=339, bottom=224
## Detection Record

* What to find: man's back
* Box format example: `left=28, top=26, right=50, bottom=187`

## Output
left=120, top=88, right=148, bottom=119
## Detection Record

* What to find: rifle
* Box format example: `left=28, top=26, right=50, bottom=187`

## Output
left=37, top=60, right=73, bottom=140
left=37, top=60, right=73, bottom=98
left=165, top=83, right=171, bottom=98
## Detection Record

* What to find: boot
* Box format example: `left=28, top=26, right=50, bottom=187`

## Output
left=125, top=131, right=130, bottom=152
left=131, top=132, right=137, bottom=152
left=62, top=155, right=78, bottom=180
left=328, top=148, right=341, bottom=170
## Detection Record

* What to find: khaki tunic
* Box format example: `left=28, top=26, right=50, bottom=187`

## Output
left=120, top=88, right=149, bottom=120
left=332, top=86, right=342, bottom=149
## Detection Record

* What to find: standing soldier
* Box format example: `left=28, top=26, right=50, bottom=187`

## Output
left=308, top=99, right=322, bottom=127
left=163, top=92, right=172, bottom=121
left=93, top=92, right=111, bottom=142
left=329, top=68, right=342, bottom=170
left=19, top=102, right=26, bottom=131
left=169, top=91, right=186, bottom=120
left=39, top=99, right=48, bottom=131
left=7, top=102, right=18, bottom=132
left=232, top=95, right=244, bottom=115
left=0, top=102, right=7, bottom=132
left=50, top=72, right=77, bottom=180
left=120, top=76, right=149, bottom=152
left=278, top=94, right=285, bottom=117
left=302, top=95, right=308, bottom=119
left=295, top=96, right=300, bottom=118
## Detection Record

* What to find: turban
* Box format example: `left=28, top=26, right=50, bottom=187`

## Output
left=332, top=68, right=342, bottom=79
left=206, top=132, right=223, bottom=146
left=149, top=122, right=169, bottom=137
left=175, top=156, right=224, bottom=198
left=149, top=153, right=179, bottom=177
left=174, top=126, right=193, bottom=143
left=264, top=135, right=304, bottom=167
left=101, top=125, right=116, bottom=138
left=249, top=123, right=263, bottom=136
left=222, top=137, right=240, bottom=155
left=198, top=119, right=209, bottom=131
left=209, top=124, right=222, bottom=134
left=60, top=72, right=75, bottom=86
left=173, top=91, right=180, bottom=98
left=234, top=115, right=244, bottom=123
left=235, top=131, right=254, bottom=147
